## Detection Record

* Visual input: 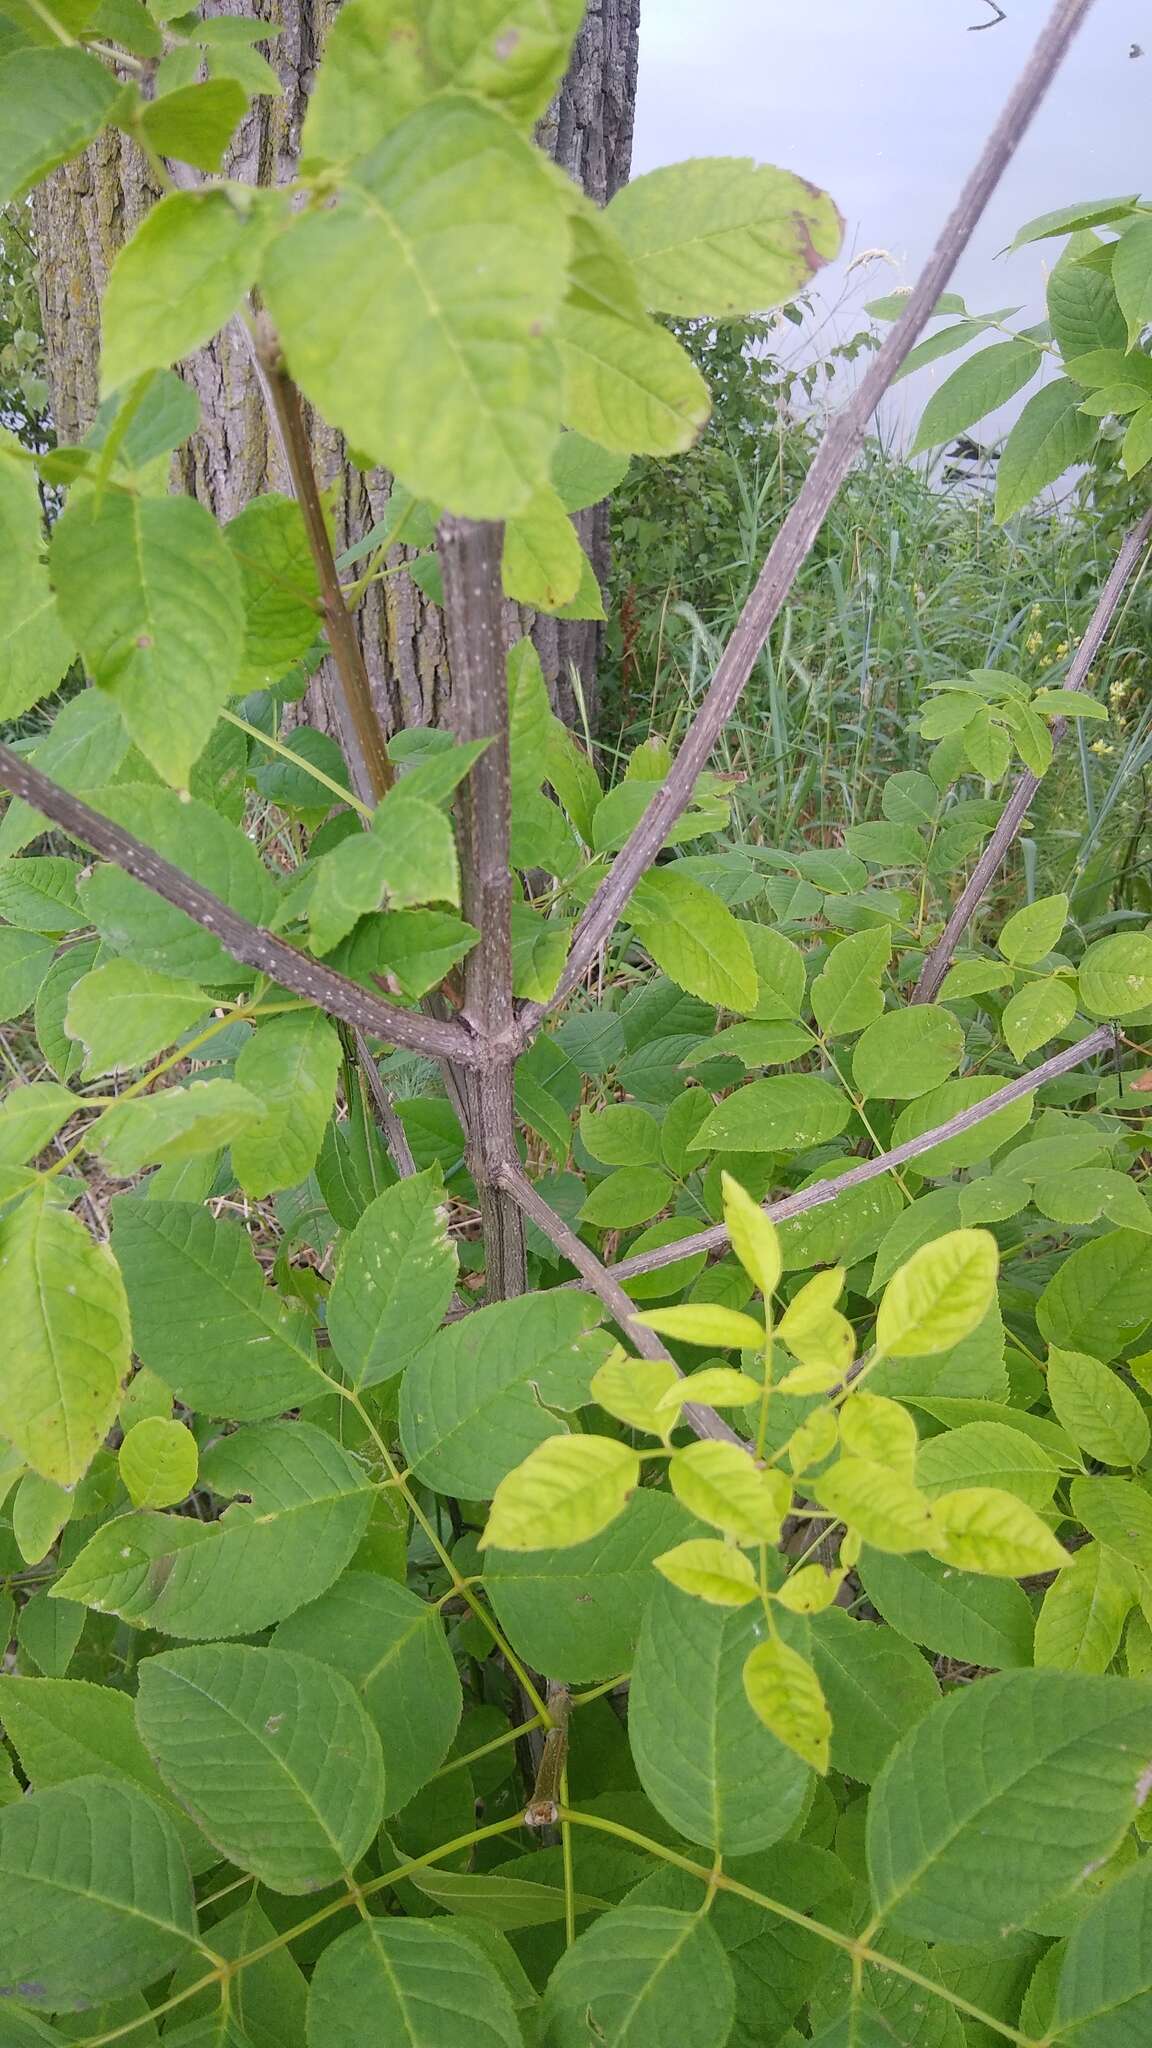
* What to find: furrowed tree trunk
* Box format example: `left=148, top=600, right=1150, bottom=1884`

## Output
left=31, top=0, right=641, bottom=751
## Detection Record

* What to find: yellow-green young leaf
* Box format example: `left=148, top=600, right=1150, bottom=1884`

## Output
left=480, top=1436, right=639, bottom=1553
left=590, top=1350, right=679, bottom=1437
left=656, top=1367, right=764, bottom=1413
left=100, top=187, right=276, bottom=397
left=653, top=1538, right=758, bottom=1607
left=774, top=1564, right=842, bottom=1615
left=813, top=1457, right=934, bottom=1554
left=0, top=47, right=121, bottom=207
left=777, top=1268, right=852, bottom=1382
left=838, top=1393, right=919, bottom=1476
left=721, top=1170, right=782, bottom=1299
left=0, top=1190, right=130, bottom=1485
left=628, top=867, right=758, bottom=1012
left=231, top=1009, right=342, bottom=1200
left=1002, top=976, right=1077, bottom=1060
left=119, top=1417, right=198, bottom=1509
left=0, top=435, right=76, bottom=726
left=776, top=1358, right=841, bottom=1395
left=1045, top=1347, right=1150, bottom=1468
left=501, top=482, right=587, bottom=611
left=633, top=1305, right=765, bottom=1351
left=785, top=1406, right=840, bottom=1474
left=927, top=1487, right=1071, bottom=1576
left=556, top=210, right=712, bottom=458
left=876, top=1228, right=998, bottom=1359
left=669, top=1441, right=790, bottom=1544
left=742, top=1638, right=831, bottom=1773
left=64, top=960, right=211, bottom=1076
left=49, top=489, right=245, bottom=788
left=1077, top=932, right=1152, bottom=1020
left=997, top=892, right=1069, bottom=967
left=1034, top=1540, right=1138, bottom=1673
left=263, top=97, right=571, bottom=518
left=606, top=156, right=841, bottom=317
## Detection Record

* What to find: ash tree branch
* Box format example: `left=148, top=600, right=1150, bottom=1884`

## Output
left=497, top=1162, right=745, bottom=1447
left=0, top=745, right=481, bottom=1068
left=254, top=318, right=395, bottom=807
left=913, top=505, right=1152, bottom=1003
left=602, top=1024, right=1116, bottom=1283
left=517, top=0, right=1097, bottom=1042
left=440, top=517, right=527, bottom=1298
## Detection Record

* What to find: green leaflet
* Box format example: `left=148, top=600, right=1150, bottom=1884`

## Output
left=1034, top=1542, right=1138, bottom=1675
left=607, top=156, right=841, bottom=317
left=0, top=927, right=56, bottom=1024
left=78, top=785, right=274, bottom=986
left=53, top=1421, right=373, bottom=1637
left=628, top=867, right=758, bottom=1011
left=486, top=1489, right=702, bottom=1684
left=0, top=1189, right=130, bottom=1486
left=399, top=1289, right=610, bottom=1497
left=50, top=490, right=245, bottom=787
left=1056, top=1855, right=1152, bottom=2041
left=136, top=78, right=249, bottom=174
left=230, top=1009, right=341, bottom=1198
left=851, top=1006, right=963, bottom=1102
left=100, top=188, right=278, bottom=397
left=110, top=1199, right=328, bottom=1419
left=910, top=338, right=1041, bottom=456
left=691, top=1075, right=851, bottom=1154
left=1078, top=931, right=1152, bottom=1020
left=306, top=1919, right=523, bottom=2048
left=135, top=1643, right=386, bottom=1893
left=808, top=1608, right=939, bottom=1785
left=994, top=378, right=1096, bottom=524
left=273, top=1572, right=462, bottom=1815
left=866, top=1670, right=1152, bottom=1943
left=0, top=1777, right=198, bottom=2012
left=0, top=438, right=76, bottom=726
left=0, top=47, right=120, bottom=205
left=326, top=1171, right=458, bottom=1388
left=90, top=1079, right=264, bottom=1176
left=65, top=960, right=212, bottom=1075
left=224, top=492, right=323, bottom=691
left=858, top=1547, right=1035, bottom=1669
left=1037, top=1230, right=1152, bottom=1357
left=308, top=791, right=460, bottom=953
left=265, top=97, right=570, bottom=516
left=540, top=1904, right=736, bottom=2048
left=556, top=210, right=711, bottom=457
left=627, top=1579, right=810, bottom=1854
left=0, top=1081, right=79, bottom=1167
left=165, top=1895, right=307, bottom=2048
left=0, top=1675, right=215, bottom=1874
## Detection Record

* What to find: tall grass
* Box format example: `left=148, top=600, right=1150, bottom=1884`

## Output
left=605, top=318, right=1151, bottom=913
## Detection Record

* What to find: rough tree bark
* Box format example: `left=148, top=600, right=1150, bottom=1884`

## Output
left=31, top=0, right=640, bottom=749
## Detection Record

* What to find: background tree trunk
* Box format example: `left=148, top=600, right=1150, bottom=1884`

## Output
left=32, top=0, right=641, bottom=757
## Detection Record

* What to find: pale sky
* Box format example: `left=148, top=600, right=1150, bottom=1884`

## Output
left=633, top=0, right=1149, bottom=439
